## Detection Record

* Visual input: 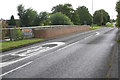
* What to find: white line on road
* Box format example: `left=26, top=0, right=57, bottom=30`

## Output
left=0, top=28, right=112, bottom=68
left=96, top=32, right=100, bottom=35
left=0, top=61, right=33, bottom=77
left=40, top=35, right=94, bottom=58
left=0, top=27, right=106, bottom=57
left=0, top=42, right=65, bottom=68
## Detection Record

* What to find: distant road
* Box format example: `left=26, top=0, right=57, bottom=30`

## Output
left=1, top=27, right=118, bottom=78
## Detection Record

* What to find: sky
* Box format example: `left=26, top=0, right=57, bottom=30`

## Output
left=0, top=0, right=118, bottom=20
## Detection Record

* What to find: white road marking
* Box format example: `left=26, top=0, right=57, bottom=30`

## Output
left=0, top=28, right=105, bottom=57
left=0, top=42, right=65, bottom=68
left=84, top=35, right=93, bottom=40
left=96, top=32, right=100, bottom=35
left=41, top=35, right=94, bottom=58
left=0, top=61, right=33, bottom=77
left=0, top=28, right=112, bottom=68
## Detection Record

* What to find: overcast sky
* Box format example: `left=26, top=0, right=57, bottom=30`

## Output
left=0, top=0, right=118, bottom=20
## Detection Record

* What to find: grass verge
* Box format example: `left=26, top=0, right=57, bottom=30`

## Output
left=117, top=40, right=120, bottom=42
left=0, top=38, right=45, bottom=51
left=106, top=23, right=113, bottom=27
left=90, top=25, right=102, bottom=29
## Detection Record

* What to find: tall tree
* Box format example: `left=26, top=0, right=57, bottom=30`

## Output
left=24, top=8, right=37, bottom=26
left=76, top=6, right=92, bottom=25
left=71, top=11, right=80, bottom=25
left=17, top=4, right=25, bottom=26
left=116, top=0, right=120, bottom=27
left=34, top=12, right=50, bottom=26
left=9, top=15, right=16, bottom=26
left=17, top=4, right=37, bottom=26
left=93, top=9, right=110, bottom=26
left=50, top=12, right=73, bottom=25
left=51, top=3, right=74, bottom=20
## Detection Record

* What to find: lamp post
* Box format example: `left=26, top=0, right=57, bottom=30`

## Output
left=92, top=0, right=93, bottom=26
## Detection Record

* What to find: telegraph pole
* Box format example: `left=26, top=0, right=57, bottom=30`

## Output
left=92, top=0, right=93, bottom=26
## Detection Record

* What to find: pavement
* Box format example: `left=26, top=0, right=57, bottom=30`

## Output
left=0, top=27, right=119, bottom=79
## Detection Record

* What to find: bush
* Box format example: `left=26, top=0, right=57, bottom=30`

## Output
left=10, top=27, right=24, bottom=40
left=50, top=12, right=73, bottom=25
left=106, top=22, right=113, bottom=27
left=2, top=29, right=7, bottom=40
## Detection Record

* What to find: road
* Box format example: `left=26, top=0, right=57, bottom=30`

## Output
left=0, top=27, right=118, bottom=78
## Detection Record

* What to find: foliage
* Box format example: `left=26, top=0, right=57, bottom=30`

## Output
left=116, top=0, right=120, bottom=28
left=90, top=25, right=102, bottom=29
left=10, top=27, right=24, bottom=40
left=0, top=38, right=44, bottom=50
left=34, top=12, right=50, bottom=26
left=17, top=4, right=50, bottom=26
left=76, top=6, right=92, bottom=25
left=50, top=12, right=73, bottom=25
left=17, top=4, right=38, bottom=26
left=71, top=11, right=80, bottom=25
left=116, top=14, right=120, bottom=27
left=93, top=9, right=110, bottom=26
left=9, top=15, right=16, bottom=26
left=116, top=0, right=120, bottom=14
left=2, top=29, right=8, bottom=40
left=17, top=4, right=25, bottom=26
left=51, top=3, right=74, bottom=20
left=106, top=22, right=113, bottom=27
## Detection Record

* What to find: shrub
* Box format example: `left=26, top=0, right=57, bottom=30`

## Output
left=10, top=27, right=24, bottom=40
left=50, top=12, right=73, bottom=25
left=106, top=22, right=113, bottom=27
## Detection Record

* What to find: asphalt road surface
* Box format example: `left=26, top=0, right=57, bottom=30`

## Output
left=0, top=27, right=118, bottom=78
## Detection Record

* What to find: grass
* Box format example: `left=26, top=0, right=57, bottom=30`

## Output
left=90, top=25, right=102, bottom=29
left=106, top=23, right=113, bottom=27
left=0, top=38, right=45, bottom=51
left=117, top=40, right=120, bottom=42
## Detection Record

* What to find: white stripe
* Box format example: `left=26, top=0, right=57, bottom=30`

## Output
left=41, top=35, right=94, bottom=58
left=0, top=28, right=105, bottom=57
left=0, top=61, right=33, bottom=77
left=0, top=42, right=65, bottom=68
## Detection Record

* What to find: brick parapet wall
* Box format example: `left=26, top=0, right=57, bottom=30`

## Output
left=34, top=25, right=90, bottom=38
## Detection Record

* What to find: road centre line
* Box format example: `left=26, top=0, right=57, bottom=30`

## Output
left=0, top=61, right=33, bottom=77
left=40, top=35, right=94, bottom=58
left=1, top=28, right=112, bottom=68
left=1, top=30, right=102, bottom=68
left=0, top=28, right=112, bottom=77
left=1, top=34, right=94, bottom=77
left=0, top=28, right=106, bottom=57
left=1, top=42, right=65, bottom=68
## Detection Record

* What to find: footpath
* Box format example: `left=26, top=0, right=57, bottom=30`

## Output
left=107, top=28, right=119, bottom=78
left=118, top=28, right=120, bottom=78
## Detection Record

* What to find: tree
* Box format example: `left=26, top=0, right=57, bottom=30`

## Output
left=39, top=12, right=49, bottom=25
left=116, top=14, right=120, bottom=27
left=34, top=11, right=50, bottom=26
left=93, top=9, right=110, bottom=26
left=17, top=4, right=37, bottom=27
left=76, top=6, right=92, bottom=25
left=17, top=4, right=25, bottom=26
left=71, top=11, right=80, bottom=25
left=9, top=15, right=16, bottom=26
left=51, top=3, right=74, bottom=20
left=50, top=12, right=73, bottom=25
left=116, top=0, right=120, bottom=27
left=23, top=8, right=37, bottom=26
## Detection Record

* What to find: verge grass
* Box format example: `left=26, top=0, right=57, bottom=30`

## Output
left=90, top=25, right=102, bottom=29
left=0, top=38, right=44, bottom=51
